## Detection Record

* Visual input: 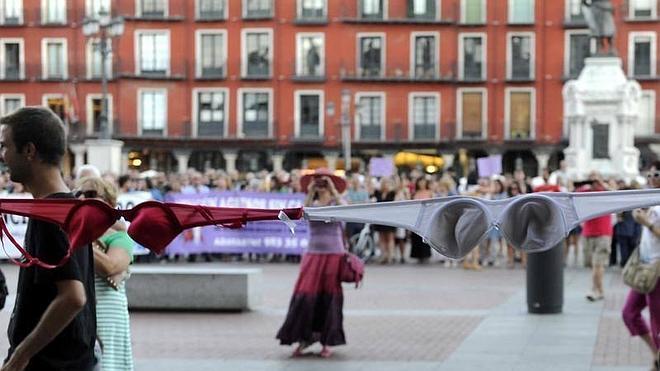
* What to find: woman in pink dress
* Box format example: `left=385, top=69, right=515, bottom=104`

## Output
left=277, top=169, right=347, bottom=358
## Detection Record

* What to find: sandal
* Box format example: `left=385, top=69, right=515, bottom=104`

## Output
left=319, top=347, right=332, bottom=358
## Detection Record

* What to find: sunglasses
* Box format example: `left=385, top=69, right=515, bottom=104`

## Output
left=74, top=189, right=99, bottom=199
left=647, top=171, right=660, bottom=180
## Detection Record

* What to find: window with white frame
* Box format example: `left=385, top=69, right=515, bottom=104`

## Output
left=240, top=90, right=270, bottom=137
left=508, top=0, right=534, bottom=24
left=566, top=31, right=592, bottom=77
left=629, top=32, right=656, bottom=77
left=461, top=0, right=484, bottom=24
left=1, top=0, right=22, bottom=24
left=630, top=0, right=656, bottom=19
left=87, top=0, right=110, bottom=18
left=195, top=89, right=227, bottom=137
left=566, top=0, right=585, bottom=21
left=87, top=39, right=112, bottom=79
left=43, top=39, right=66, bottom=79
left=637, top=90, right=656, bottom=136
left=243, top=30, right=272, bottom=77
left=1, top=95, right=24, bottom=116
left=506, top=89, right=534, bottom=139
left=410, top=93, right=438, bottom=140
left=413, top=33, right=438, bottom=78
left=1, top=39, right=22, bottom=80
left=299, top=0, right=325, bottom=19
left=139, top=90, right=166, bottom=135
left=197, top=31, right=226, bottom=78
left=361, top=0, right=384, bottom=19
left=44, top=95, right=67, bottom=122
left=295, top=91, right=323, bottom=138
left=86, top=94, right=113, bottom=134
left=460, top=34, right=485, bottom=80
left=356, top=94, right=384, bottom=140
left=297, top=33, right=324, bottom=77
left=42, top=0, right=66, bottom=24
left=137, top=31, right=169, bottom=76
left=508, top=33, right=534, bottom=80
left=139, top=0, right=167, bottom=17
left=244, top=0, right=273, bottom=18
left=408, top=0, right=436, bottom=19
left=358, top=34, right=384, bottom=77
left=458, top=89, right=485, bottom=139
left=198, top=0, right=226, bottom=19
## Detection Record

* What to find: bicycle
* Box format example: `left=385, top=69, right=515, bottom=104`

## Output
left=348, top=223, right=379, bottom=263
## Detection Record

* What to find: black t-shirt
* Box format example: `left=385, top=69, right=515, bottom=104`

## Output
left=7, top=192, right=96, bottom=371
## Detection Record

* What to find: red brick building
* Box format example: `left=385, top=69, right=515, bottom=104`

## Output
left=0, top=0, right=657, bottom=176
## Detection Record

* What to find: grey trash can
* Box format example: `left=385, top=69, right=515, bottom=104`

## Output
left=526, top=243, right=564, bottom=314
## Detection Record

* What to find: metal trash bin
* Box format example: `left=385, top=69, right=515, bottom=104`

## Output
left=526, top=243, right=564, bottom=314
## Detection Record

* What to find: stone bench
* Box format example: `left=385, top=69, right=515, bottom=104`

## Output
left=125, top=265, right=262, bottom=311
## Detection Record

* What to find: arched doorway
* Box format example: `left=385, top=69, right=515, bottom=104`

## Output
left=237, top=150, right=269, bottom=172
left=503, top=150, right=538, bottom=177
left=452, top=149, right=488, bottom=180
left=548, top=150, right=565, bottom=172
left=128, top=149, right=177, bottom=172
left=188, top=151, right=225, bottom=172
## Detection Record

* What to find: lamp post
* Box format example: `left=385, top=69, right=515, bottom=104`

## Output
left=340, top=89, right=352, bottom=172
left=82, top=7, right=124, bottom=140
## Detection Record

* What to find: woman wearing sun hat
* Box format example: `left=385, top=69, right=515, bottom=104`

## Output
left=276, top=168, right=348, bottom=358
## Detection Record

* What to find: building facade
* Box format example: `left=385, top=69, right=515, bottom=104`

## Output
left=0, top=0, right=657, bottom=176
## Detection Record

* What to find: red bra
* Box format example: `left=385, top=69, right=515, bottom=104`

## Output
left=0, top=198, right=303, bottom=269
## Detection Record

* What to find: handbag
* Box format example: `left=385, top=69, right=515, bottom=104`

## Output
left=340, top=252, right=365, bottom=288
left=623, top=247, right=660, bottom=294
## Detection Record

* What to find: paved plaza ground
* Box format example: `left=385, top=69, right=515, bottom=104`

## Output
left=0, top=261, right=654, bottom=370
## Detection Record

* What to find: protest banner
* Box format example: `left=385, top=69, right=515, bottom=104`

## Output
left=165, top=191, right=309, bottom=256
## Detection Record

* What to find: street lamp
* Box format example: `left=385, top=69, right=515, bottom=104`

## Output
left=340, top=89, right=352, bottom=172
left=82, top=7, right=124, bottom=140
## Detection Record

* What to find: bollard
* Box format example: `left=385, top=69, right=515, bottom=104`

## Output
left=526, top=243, right=564, bottom=314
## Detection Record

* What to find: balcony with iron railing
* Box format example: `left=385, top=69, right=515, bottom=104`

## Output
left=117, top=59, right=188, bottom=80
left=411, top=123, right=437, bottom=140
left=0, top=12, right=23, bottom=26
left=242, top=3, right=274, bottom=21
left=340, top=64, right=456, bottom=83
left=294, top=7, right=328, bottom=25
left=622, top=0, right=660, bottom=21
left=123, top=0, right=186, bottom=22
left=340, top=0, right=456, bottom=24
left=195, top=59, right=227, bottom=81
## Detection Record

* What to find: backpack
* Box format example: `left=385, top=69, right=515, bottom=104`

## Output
left=340, top=252, right=365, bottom=288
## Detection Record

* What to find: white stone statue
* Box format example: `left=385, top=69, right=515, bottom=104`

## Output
left=582, top=0, right=616, bottom=55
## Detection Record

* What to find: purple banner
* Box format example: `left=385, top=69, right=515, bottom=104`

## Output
left=165, top=191, right=310, bottom=255
left=477, top=155, right=502, bottom=178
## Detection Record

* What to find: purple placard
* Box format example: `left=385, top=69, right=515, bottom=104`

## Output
left=165, top=191, right=310, bottom=255
left=369, top=156, right=395, bottom=178
left=477, top=155, right=502, bottom=178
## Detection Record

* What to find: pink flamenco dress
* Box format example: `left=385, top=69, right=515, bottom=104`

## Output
left=276, top=219, right=346, bottom=347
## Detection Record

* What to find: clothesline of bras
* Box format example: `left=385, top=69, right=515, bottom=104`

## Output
left=0, top=188, right=659, bottom=268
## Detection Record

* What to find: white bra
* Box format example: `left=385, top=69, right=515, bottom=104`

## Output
left=303, top=189, right=660, bottom=259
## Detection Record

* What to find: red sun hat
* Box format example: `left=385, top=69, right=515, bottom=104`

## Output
left=300, top=168, right=347, bottom=194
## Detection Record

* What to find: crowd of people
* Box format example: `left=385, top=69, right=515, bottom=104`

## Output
left=0, top=158, right=640, bottom=273
left=0, top=105, right=659, bottom=368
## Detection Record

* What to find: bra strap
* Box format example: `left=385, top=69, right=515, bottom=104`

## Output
left=0, top=216, right=72, bottom=269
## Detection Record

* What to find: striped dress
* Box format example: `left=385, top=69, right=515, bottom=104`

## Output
left=96, top=231, right=134, bottom=371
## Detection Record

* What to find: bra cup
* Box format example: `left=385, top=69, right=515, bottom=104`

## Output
left=500, top=196, right=565, bottom=252
left=67, top=203, right=117, bottom=249
left=427, top=201, right=490, bottom=259
left=126, top=203, right=180, bottom=254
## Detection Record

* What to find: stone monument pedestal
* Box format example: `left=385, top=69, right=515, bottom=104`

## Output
left=85, top=139, right=124, bottom=175
left=563, top=57, right=641, bottom=181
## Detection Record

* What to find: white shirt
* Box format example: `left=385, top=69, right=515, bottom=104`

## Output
left=640, top=206, right=660, bottom=263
